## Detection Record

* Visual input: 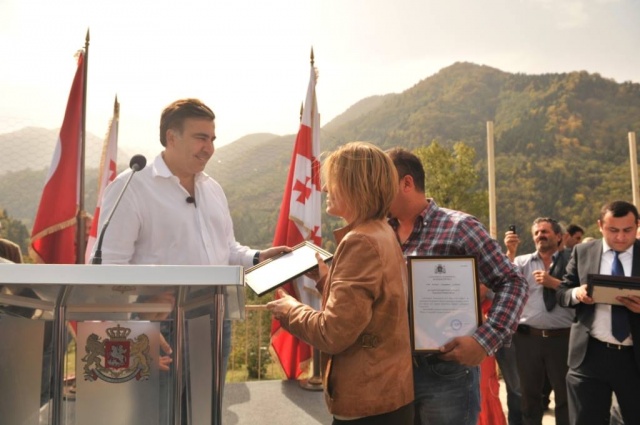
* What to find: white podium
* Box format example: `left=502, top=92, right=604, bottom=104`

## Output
left=0, top=264, right=244, bottom=425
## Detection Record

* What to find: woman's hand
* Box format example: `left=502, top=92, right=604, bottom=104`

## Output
left=266, top=288, right=299, bottom=321
left=305, top=253, right=329, bottom=282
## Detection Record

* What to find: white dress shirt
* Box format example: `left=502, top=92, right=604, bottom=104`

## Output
left=514, top=251, right=575, bottom=329
left=96, top=154, right=256, bottom=268
left=587, top=241, right=634, bottom=346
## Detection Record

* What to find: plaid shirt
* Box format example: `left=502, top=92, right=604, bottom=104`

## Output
left=389, top=199, right=528, bottom=355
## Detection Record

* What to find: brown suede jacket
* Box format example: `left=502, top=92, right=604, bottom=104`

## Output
left=281, top=219, right=414, bottom=418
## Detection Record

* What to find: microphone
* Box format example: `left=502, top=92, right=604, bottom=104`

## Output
left=186, top=196, right=196, bottom=207
left=91, top=154, right=147, bottom=264
left=129, top=154, right=147, bottom=172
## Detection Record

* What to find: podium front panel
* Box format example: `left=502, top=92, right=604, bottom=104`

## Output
left=75, top=321, right=162, bottom=425
left=0, top=264, right=244, bottom=425
left=0, top=315, right=46, bottom=425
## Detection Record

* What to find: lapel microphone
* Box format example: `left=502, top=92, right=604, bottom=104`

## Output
left=186, top=196, right=196, bottom=207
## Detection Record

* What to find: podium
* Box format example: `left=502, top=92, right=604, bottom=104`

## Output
left=0, top=264, right=244, bottom=425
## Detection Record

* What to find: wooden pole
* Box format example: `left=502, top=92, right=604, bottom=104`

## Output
left=487, top=121, right=497, bottom=239
left=630, top=132, right=639, bottom=207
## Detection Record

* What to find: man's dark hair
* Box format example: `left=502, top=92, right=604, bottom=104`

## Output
left=566, top=223, right=585, bottom=236
left=600, top=200, right=640, bottom=222
left=386, top=147, right=426, bottom=193
left=159, top=98, right=215, bottom=147
left=532, top=217, right=563, bottom=235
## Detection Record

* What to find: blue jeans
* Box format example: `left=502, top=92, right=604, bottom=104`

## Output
left=495, top=344, right=523, bottom=425
left=413, top=357, right=480, bottom=425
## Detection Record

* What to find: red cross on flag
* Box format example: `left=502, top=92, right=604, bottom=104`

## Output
left=270, top=60, right=322, bottom=379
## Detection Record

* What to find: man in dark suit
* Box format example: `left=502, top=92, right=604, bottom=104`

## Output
left=557, top=200, right=640, bottom=424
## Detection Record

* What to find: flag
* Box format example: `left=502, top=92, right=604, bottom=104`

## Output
left=30, top=52, right=85, bottom=264
left=85, top=98, right=119, bottom=263
left=270, top=61, right=322, bottom=379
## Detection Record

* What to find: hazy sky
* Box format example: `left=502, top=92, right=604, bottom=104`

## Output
left=1, top=0, right=638, bottom=159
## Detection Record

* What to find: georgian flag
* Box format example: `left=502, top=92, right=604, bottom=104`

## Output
left=270, top=62, right=322, bottom=379
left=85, top=99, right=119, bottom=263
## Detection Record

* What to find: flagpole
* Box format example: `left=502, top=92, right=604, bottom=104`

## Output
left=76, top=28, right=89, bottom=264
left=300, top=47, right=323, bottom=392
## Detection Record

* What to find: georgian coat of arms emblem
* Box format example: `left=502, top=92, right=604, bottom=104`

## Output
left=82, top=324, right=152, bottom=383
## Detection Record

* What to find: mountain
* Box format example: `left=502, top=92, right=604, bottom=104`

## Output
left=216, top=62, right=640, bottom=253
left=0, top=127, right=130, bottom=228
left=0, top=127, right=131, bottom=174
left=2, top=62, right=640, bottom=254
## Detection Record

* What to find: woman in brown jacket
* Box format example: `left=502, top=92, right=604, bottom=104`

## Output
left=267, top=142, right=414, bottom=424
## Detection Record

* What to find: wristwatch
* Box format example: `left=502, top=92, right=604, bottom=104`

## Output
left=253, top=251, right=261, bottom=266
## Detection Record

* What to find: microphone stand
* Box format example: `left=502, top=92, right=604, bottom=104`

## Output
left=91, top=162, right=144, bottom=264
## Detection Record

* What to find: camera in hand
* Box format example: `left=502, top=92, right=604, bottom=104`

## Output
left=508, top=224, right=517, bottom=234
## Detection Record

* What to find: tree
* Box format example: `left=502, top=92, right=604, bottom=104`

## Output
left=414, top=141, right=488, bottom=219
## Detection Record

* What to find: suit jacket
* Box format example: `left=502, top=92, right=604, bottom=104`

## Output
left=556, top=239, right=640, bottom=369
left=550, top=247, right=571, bottom=280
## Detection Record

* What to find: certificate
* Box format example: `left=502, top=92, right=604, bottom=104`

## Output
left=245, top=241, right=333, bottom=297
left=587, top=273, right=640, bottom=305
left=407, top=256, right=482, bottom=353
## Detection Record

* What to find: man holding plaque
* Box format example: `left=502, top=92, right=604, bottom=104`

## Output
left=387, top=147, right=528, bottom=425
left=557, top=200, right=640, bottom=424
left=506, top=217, right=573, bottom=425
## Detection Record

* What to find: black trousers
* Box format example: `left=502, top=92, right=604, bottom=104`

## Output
left=514, top=330, right=570, bottom=425
left=566, top=337, right=640, bottom=425
left=331, top=402, right=414, bottom=425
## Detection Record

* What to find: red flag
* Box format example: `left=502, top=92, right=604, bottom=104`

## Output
left=270, top=62, right=322, bottom=379
left=85, top=98, right=119, bottom=263
left=30, top=52, right=85, bottom=264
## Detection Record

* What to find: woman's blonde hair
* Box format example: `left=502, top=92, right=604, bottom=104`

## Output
left=322, top=141, right=398, bottom=224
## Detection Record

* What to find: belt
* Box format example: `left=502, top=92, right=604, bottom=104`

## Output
left=413, top=354, right=444, bottom=367
left=589, top=336, right=633, bottom=351
left=517, top=325, right=570, bottom=338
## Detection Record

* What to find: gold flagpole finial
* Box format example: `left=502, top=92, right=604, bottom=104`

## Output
left=114, top=95, right=120, bottom=118
left=310, top=47, right=314, bottom=66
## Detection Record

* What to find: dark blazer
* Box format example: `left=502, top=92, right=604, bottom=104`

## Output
left=556, top=239, right=640, bottom=369
left=553, top=248, right=572, bottom=275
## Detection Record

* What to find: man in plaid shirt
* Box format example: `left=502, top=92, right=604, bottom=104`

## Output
left=387, top=147, right=528, bottom=425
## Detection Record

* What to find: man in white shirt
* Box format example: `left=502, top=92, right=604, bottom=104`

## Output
left=96, top=98, right=288, bottom=389
left=506, top=218, right=574, bottom=425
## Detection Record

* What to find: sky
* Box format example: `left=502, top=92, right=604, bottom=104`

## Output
left=1, top=0, right=639, bottom=160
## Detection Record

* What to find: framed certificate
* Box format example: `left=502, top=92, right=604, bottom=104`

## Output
left=245, top=241, right=333, bottom=297
left=407, top=256, right=482, bottom=353
left=587, top=273, right=640, bottom=305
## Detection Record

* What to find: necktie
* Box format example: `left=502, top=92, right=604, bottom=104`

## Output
left=611, top=251, right=630, bottom=342
left=543, top=253, right=559, bottom=311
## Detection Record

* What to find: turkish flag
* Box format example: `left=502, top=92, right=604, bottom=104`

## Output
left=270, top=63, right=322, bottom=379
left=30, top=52, right=85, bottom=264
left=85, top=99, right=119, bottom=263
